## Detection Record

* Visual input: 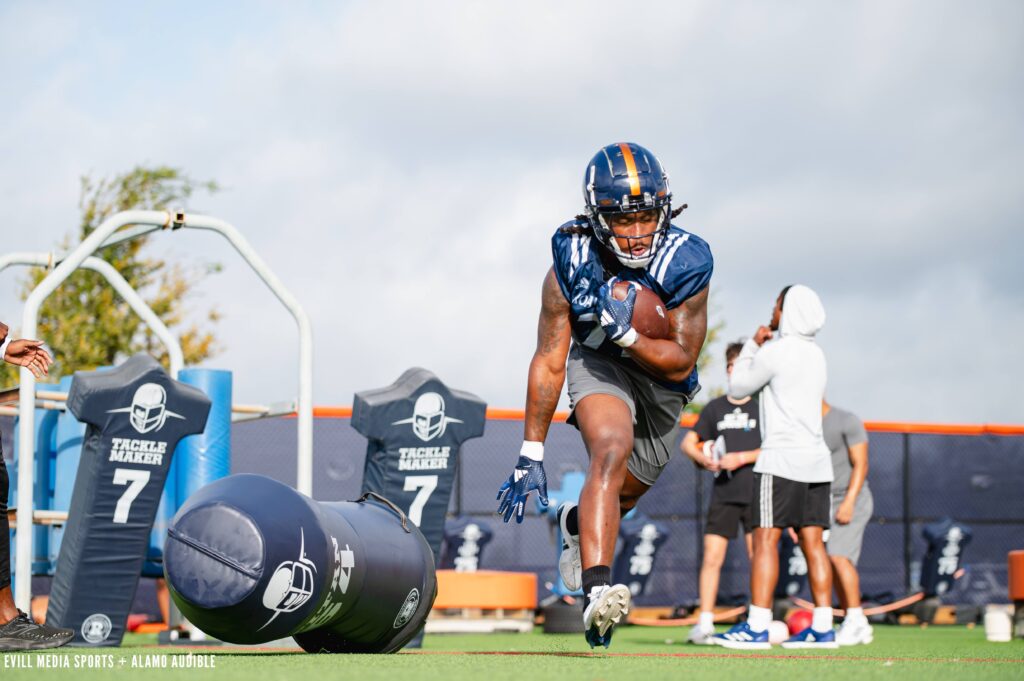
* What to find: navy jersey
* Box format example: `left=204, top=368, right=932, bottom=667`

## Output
left=551, top=220, right=713, bottom=394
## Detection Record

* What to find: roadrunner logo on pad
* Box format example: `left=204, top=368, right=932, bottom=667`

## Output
left=259, top=528, right=317, bottom=630
left=81, top=613, right=112, bottom=644
left=106, top=383, right=185, bottom=434
left=391, top=392, right=463, bottom=441
left=393, top=588, right=420, bottom=628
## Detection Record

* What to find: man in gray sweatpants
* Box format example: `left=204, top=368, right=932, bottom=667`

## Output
left=822, top=399, right=873, bottom=646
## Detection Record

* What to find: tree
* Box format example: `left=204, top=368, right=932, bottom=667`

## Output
left=0, top=166, right=222, bottom=387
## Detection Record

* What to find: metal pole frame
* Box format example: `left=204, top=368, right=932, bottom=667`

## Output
left=903, top=432, right=913, bottom=593
left=12, top=210, right=313, bottom=612
left=0, top=253, right=184, bottom=376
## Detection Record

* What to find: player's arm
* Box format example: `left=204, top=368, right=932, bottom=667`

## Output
left=0, top=320, right=52, bottom=379
left=497, top=267, right=570, bottom=523
left=720, top=448, right=760, bottom=472
left=524, top=267, right=572, bottom=441
left=727, top=333, right=774, bottom=399
left=623, top=284, right=709, bottom=384
left=680, top=429, right=720, bottom=472
left=836, top=441, right=869, bottom=524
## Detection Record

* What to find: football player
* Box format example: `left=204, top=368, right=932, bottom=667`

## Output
left=497, top=143, right=713, bottom=648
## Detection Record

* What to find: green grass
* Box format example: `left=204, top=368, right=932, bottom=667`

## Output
left=2, top=625, right=1022, bottom=681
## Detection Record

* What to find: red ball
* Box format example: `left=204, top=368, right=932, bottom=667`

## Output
left=611, top=281, right=671, bottom=340
left=787, top=609, right=813, bottom=635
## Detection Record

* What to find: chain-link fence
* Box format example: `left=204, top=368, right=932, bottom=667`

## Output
left=227, top=414, right=1023, bottom=608
left=3, top=413, right=1020, bottom=608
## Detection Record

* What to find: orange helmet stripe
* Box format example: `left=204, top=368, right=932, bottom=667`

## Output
left=618, top=143, right=642, bottom=196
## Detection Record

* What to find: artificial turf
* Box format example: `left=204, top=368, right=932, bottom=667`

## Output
left=1, top=625, right=1021, bottom=681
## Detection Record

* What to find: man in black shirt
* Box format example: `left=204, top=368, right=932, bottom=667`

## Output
left=680, top=341, right=761, bottom=644
left=0, top=320, right=74, bottom=650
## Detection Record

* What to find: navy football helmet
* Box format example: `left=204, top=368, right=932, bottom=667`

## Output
left=583, top=142, right=672, bottom=269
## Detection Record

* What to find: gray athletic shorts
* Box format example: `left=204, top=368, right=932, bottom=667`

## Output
left=826, top=487, right=873, bottom=565
left=565, top=344, right=693, bottom=486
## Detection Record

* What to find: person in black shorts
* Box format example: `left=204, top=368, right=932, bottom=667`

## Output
left=681, top=341, right=761, bottom=644
left=713, top=285, right=836, bottom=650
left=0, top=320, right=74, bottom=650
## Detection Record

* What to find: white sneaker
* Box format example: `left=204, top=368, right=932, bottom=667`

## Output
left=583, top=584, right=631, bottom=638
left=836, top=617, right=873, bottom=646
left=687, top=624, right=716, bottom=645
left=556, top=502, right=581, bottom=591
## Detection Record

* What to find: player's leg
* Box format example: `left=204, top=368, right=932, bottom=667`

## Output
left=750, top=527, right=782, bottom=609
left=832, top=554, right=872, bottom=645
left=557, top=464, right=647, bottom=592
left=575, top=393, right=634, bottom=568
left=699, top=534, right=729, bottom=614
left=689, top=532, right=729, bottom=644
left=831, top=555, right=859, bottom=609
left=691, top=496, right=742, bottom=643
left=713, top=526, right=778, bottom=649
left=751, top=473, right=785, bottom=610
left=800, top=526, right=832, bottom=607
left=801, top=481, right=835, bottom=611
left=0, top=456, right=16, bottom=625
left=740, top=501, right=754, bottom=560
left=572, top=392, right=634, bottom=647
left=0, top=454, right=73, bottom=650
left=831, top=490, right=874, bottom=645
left=716, top=473, right=786, bottom=649
left=782, top=482, right=838, bottom=649
left=779, top=525, right=838, bottom=648
left=617, top=470, right=649, bottom=515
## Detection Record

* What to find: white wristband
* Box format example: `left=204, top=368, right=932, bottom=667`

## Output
left=0, top=335, right=11, bottom=362
left=613, top=327, right=638, bottom=348
left=520, top=441, right=544, bottom=462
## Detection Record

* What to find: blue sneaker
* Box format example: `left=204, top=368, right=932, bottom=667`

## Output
left=780, top=626, right=839, bottom=649
left=712, top=622, right=771, bottom=650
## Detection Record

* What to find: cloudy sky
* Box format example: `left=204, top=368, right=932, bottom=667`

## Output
left=1, top=1, right=1020, bottom=424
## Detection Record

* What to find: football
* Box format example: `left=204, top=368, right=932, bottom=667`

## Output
left=611, top=281, right=671, bottom=340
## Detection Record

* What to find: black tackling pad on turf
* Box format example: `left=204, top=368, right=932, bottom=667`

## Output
left=163, top=474, right=437, bottom=653
left=46, top=354, right=211, bottom=646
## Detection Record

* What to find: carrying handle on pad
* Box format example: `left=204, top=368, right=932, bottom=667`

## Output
left=356, top=491, right=411, bottom=533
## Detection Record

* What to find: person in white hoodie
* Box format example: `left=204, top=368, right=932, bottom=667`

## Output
left=713, top=284, right=837, bottom=650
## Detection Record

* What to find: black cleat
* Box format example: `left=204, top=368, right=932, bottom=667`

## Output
left=0, top=611, right=75, bottom=651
